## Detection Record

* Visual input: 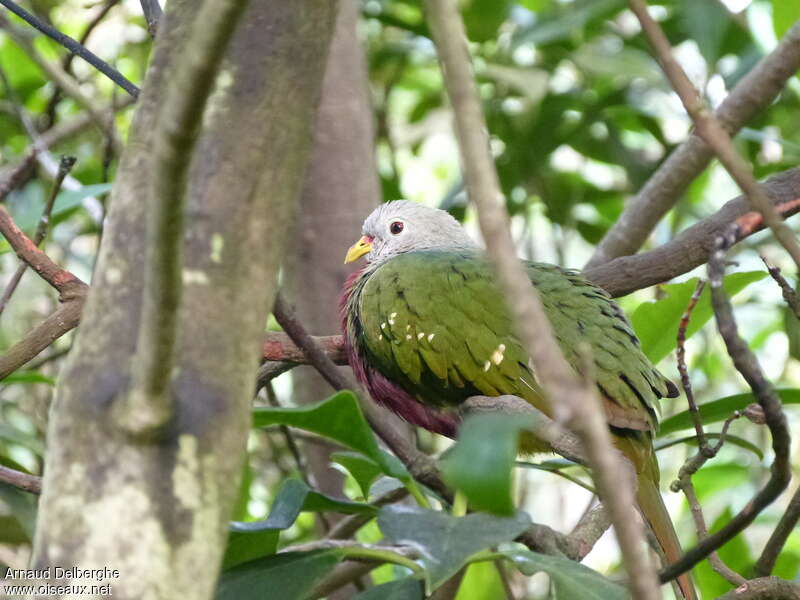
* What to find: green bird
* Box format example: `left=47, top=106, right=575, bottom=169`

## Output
left=340, top=200, right=694, bottom=599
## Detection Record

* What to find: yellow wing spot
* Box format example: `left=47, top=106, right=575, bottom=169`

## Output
left=427, top=333, right=435, bottom=342
left=378, top=334, right=383, bottom=341
left=483, top=360, right=491, bottom=372
left=406, top=334, right=412, bottom=340
left=491, top=343, right=506, bottom=365
left=381, top=322, right=387, bottom=330
left=406, top=324, right=411, bottom=331
left=417, top=332, right=425, bottom=340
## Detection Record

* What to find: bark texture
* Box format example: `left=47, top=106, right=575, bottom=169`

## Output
left=285, top=0, right=380, bottom=499
left=30, top=2, right=337, bottom=599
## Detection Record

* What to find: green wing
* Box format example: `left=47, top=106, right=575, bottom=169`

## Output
left=357, top=250, right=674, bottom=431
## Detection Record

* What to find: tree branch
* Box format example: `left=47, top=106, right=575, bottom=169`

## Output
left=585, top=170, right=800, bottom=297
left=715, top=578, right=800, bottom=600
left=0, top=0, right=139, bottom=97
left=629, top=0, right=800, bottom=272
left=423, top=1, right=660, bottom=598
left=587, top=20, right=800, bottom=268
left=140, top=0, right=163, bottom=38
left=658, top=220, right=792, bottom=584
left=121, top=0, right=251, bottom=435
left=0, top=155, right=75, bottom=316
left=0, top=465, right=41, bottom=494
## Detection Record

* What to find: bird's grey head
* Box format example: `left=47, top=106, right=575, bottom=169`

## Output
left=345, top=200, right=477, bottom=265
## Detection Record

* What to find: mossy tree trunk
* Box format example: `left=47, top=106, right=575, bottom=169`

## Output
left=30, top=2, right=337, bottom=599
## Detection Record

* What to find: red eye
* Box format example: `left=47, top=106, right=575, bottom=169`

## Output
left=390, top=221, right=404, bottom=235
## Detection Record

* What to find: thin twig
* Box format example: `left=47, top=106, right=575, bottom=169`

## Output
left=0, top=149, right=36, bottom=201
left=676, top=279, right=707, bottom=447
left=761, top=256, right=800, bottom=318
left=0, top=155, right=75, bottom=316
left=587, top=21, right=800, bottom=268
left=0, top=0, right=139, bottom=97
left=122, top=0, right=251, bottom=435
left=44, top=0, right=123, bottom=126
left=658, top=221, right=793, bottom=584
left=0, top=465, right=41, bottom=494
left=139, top=0, right=162, bottom=38
left=424, top=1, right=661, bottom=598
left=630, top=0, right=800, bottom=272
left=0, top=206, right=86, bottom=298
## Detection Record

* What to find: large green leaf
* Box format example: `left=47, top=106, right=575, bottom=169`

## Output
left=216, top=550, right=340, bottom=600
left=630, top=271, right=767, bottom=364
left=0, top=483, right=37, bottom=542
left=223, top=478, right=376, bottom=569
left=502, top=550, right=628, bottom=600
left=462, top=0, right=512, bottom=43
left=455, top=561, right=506, bottom=600
left=377, top=506, right=530, bottom=588
left=440, top=413, right=528, bottom=515
left=252, top=391, right=408, bottom=481
left=354, top=577, right=424, bottom=600
left=658, top=389, right=800, bottom=436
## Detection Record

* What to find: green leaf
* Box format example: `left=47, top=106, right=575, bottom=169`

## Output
left=772, top=0, right=800, bottom=38
left=253, top=391, right=409, bottom=481
left=441, top=413, right=527, bottom=515
left=3, top=370, right=56, bottom=386
left=680, top=0, right=731, bottom=65
left=216, top=550, right=341, bottom=600
left=377, top=505, right=531, bottom=588
left=354, top=577, right=424, bottom=600
left=630, top=271, right=767, bottom=364
left=53, top=184, right=113, bottom=216
left=503, top=549, right=628, bottom=600
left=223, top=478, right=376, bottom=569
left=331, top=451, right=383, bottom=499
left=658, top=389, right=800, bottom=436
left=455, top=561, right=506, bottom=600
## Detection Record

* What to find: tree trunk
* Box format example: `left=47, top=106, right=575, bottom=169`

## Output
left=285, top=0, right=380, bottom=501
left=30, top=3, right=337, bottom=599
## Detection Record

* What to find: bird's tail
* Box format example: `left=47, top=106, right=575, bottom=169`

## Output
left=617, top=433, right=696, bottom=600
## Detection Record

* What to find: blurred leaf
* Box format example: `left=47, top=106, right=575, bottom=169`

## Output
left=482, top=65, right=549, bottom=103
left=462, top=0, right=512, bottom=43
left=216, top=550, right=340, bottom=600
left=772, top=0, right=800, bottom=38
left=630, top=271, right=767, bottom=364
left=3, top=370, right=55, bottom=386
left=0, top=515, right=29, bottom=544
left=694, top=507, right=752, bottom=599
left=0, top=482, right=37, bottom=541
left=331, top=451, right=383, bottom=499
left=455, top=561, right=506, bottom=600
left=658, top=389, right=800, bottom=436
left=513, top=0, right=624, bottom=46
left=354, top=577, right=424, bottom=599
left=655, top=433, right=764, bottom=460
left=692, top=463, right=750, bottom=502
left=223, top=478, right=375, bottom=569
left=572, top=41, right=661, bottom=85
left=680, top=0, right=731, bottom=65
left=440, top=413, right=526, bottom=515
left=253, top=391, right=408, bottom=481
left=378, top=505, right=530, bottom=587
left=503, top=549, right=628, bottom=599
left=773, top=550, right=800, bottom=581
left=0, top=424, right=45, bottom=455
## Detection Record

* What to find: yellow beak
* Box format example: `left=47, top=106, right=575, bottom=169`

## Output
left=344, top=236, right=373, bottom=264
